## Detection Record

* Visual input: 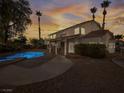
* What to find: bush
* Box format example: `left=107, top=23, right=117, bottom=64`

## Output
left=30, top=38, right=45, bottom=49
left=75, top=44, right=106, bottom=58
left=23, top=44, right=32, bottom=49
left=0, top=44, right=15, bottom=52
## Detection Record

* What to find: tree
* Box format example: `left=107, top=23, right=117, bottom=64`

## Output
left=30, top=38, right=44, bottom=47
left=18, top=35, right=27, bottom=45
left=0, top=29, right=4, bottom=42
left=90, top=7, right=97, bottom=21
left=114, top=34, right=124, bottom=40
left=0, top=0, right=32, bottom=44
left=101, top=0, right=111, bottom=30
left=36, top=11, right=42, bottom=40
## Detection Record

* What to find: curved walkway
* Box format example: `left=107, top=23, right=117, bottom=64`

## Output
left=0, top=56, right=73, bottom=86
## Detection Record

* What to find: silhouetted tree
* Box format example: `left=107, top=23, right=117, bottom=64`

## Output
left=101, top=0, right=111, bottom=29
left=36, top=11, right=42, bottom=40
left=30, top=38, right=44, bottom=47
left=90, top=7, right=97, bottom=21
left=0, top=0, right=32, bottom=44
left=114, top=34, right=124, bottom=40
left=18, top=35, right=27, bottom=45
left=0, top=29, right=4, bottom=42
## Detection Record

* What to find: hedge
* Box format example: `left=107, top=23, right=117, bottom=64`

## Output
left=74, top=44, right=106, bottom=58
left=0, top=45, right=14, bottom=52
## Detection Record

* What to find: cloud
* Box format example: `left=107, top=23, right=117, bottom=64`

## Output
left=46, top=3, right=89, bottom=16
left=31, top=13, right=59, bottom=26
left=28, top=0, right=124, bottom=38
left=113, top=17, right=124, bottom=25
left=112, top=0, right=124, bottom=9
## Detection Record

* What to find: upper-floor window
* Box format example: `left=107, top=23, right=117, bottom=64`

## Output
left=81, top=28, right=85, bottom=35
left=49, top=35, right=52, bottom=39
left=89, top=42, right=97, bottom=44
left=60, top=32, right=66, bottom=37
left=53, top=34, right=56, bottom=39
left=50, top=34, right=56, bottom=39
left=74, top=27, right=80, bottom=35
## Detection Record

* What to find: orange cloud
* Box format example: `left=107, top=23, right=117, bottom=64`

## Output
left=27, top=0, right=124, bottom=39
left=46, top=4, right=89, bottom=17
left=25, top=24, right=59, bottom=39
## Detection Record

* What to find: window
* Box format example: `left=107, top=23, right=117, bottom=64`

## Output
left=50, top=35, right=53, bottom=39
left=50, top=34, right=56, bottom=39
left=61, top=32, right=66, bottom=37
left=81, top=28, right=85, bottom=35
left=89, top=42, right=97, bottom=44
left=53, top=34, right=56, bottom=39
left=99, top=42, right=104, bottom=44
left=74, top=27, right=80, bottom=35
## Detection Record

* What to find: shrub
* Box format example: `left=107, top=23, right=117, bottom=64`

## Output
left=0, top=44, right=15, bottom=52
left=75, top=44, right=106, bottom=58
left=30, top=38, right=45, bottom=49
left=23, top=44, right=32, bottom=49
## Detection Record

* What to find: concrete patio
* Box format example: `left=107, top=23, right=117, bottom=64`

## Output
left=12, top=56, right=124, bottom=93
left=112, top=58, right=124, bottom=68
left=0, top=56, right=73, bottom=86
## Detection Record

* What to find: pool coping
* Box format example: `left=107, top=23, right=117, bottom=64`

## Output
left=0, top=58, right=25, bottom=67
left=0, top=51, right=46, bottom=67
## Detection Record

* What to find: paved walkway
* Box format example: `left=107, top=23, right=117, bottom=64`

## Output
left=0, top=56, right=73, bottom=86
left=112, top=58, right=124, bottom=68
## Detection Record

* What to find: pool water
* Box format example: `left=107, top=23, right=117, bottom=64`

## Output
left=0, top=51, right=44, bottom=62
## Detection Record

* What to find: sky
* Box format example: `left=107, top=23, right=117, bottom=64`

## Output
left=25, top=0, right=124, bottom=39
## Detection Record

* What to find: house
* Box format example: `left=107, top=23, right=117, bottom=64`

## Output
left=115, top=39, right=124, bottom=52
left=48, top=20, right=115, bottom=55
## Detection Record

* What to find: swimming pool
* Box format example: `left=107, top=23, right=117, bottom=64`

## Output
left=0, top=51, right=44, bottom=62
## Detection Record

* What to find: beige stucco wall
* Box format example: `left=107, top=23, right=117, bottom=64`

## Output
left=56, top=27, right=75, bottom=38
left=49, top=21, right=116, bottom=54
left=81, top=21, right=101, bottom=34
left=55, top=21, right=101, bottom=38
left=80, top=38, right=102, bottom=44
left=78, top=33, right=113, bottom=46
left=102, top=33, right=112, bottom=46
left=107, top=42, right=115, bottom=53
left=50, top=32, right=115, bottom=55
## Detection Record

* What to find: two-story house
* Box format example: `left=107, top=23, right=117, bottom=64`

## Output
left=48, top=20, right=115, bottom=55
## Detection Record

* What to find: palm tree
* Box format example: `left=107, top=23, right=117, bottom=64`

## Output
left=101, top=0, right=111, bottom=30
left=90, top=7, right=97, bottom=21
left=36, top=11, right=42, bottom=40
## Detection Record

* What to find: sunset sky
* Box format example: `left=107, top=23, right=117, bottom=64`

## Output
left=25, top=0, right=124, bottom=39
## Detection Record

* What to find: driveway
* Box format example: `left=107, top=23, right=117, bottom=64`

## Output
left=13, top=56, right=124, bottom=93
